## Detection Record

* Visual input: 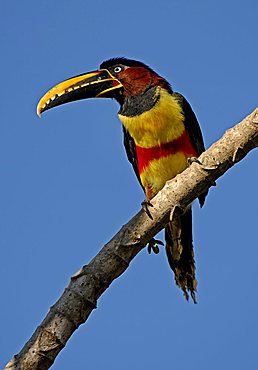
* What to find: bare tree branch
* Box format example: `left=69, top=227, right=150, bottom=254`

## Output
left=5, top=108, right=258, bottom=370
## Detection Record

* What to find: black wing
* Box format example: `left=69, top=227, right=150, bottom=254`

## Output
left=122, top=125, right=144, bottom=190
left=174, top=92, right=208, bottom=207
left=174, top=92, right=205, bottom=156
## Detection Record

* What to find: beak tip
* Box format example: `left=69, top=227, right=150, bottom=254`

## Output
left=37, top=104, right=42, bottom=118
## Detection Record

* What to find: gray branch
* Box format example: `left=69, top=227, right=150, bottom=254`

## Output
left=5, top=108, right=258, bottom=370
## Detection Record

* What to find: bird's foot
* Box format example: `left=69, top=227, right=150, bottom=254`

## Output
left=147, top=238, right=164, bottom=254
left=187, top=157, right=216, bottom=186
left=141, top=199, right=154, bottom=219
left=188, top=156, right=219, bottom=172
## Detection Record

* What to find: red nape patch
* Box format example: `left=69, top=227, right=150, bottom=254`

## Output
left=136, top=130, right=197, bottom=174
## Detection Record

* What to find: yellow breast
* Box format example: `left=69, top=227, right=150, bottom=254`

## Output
left=140, top=153, right=188, bottom=199
left=118, top=88, right=185, bottom=148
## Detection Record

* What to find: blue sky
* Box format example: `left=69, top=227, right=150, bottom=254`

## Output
left=1, top=1, right=258, bottom=369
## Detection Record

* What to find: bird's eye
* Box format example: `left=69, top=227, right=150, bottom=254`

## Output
left=113, top=66, right=122, bottom=73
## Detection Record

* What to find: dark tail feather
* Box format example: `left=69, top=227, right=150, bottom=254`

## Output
left=165, top=207, right=197, bottom=303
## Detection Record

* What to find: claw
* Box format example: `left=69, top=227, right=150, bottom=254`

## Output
left=187, top=156, right=202, bottom=166
left=147, top=238, right=164, bottom=254
left=141, top=199, right=154, bottom=219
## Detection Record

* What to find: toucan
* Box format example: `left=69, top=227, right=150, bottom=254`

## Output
left=37, top=57, right=207, bottom=302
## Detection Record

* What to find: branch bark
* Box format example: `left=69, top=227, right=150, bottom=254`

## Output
left=5, top=108, right=258, bottom=370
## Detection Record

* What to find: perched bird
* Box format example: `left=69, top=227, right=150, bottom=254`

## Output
left=37, top=57, right=207, bottom=302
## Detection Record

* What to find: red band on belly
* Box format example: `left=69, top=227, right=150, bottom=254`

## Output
left=135, top=130, right=197, bottom=174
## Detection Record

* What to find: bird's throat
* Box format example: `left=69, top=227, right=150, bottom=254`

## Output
left=118, top=86, right=159, bottom=117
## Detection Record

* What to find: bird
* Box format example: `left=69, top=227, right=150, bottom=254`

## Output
left=37, top=57, right=207, bottom=302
